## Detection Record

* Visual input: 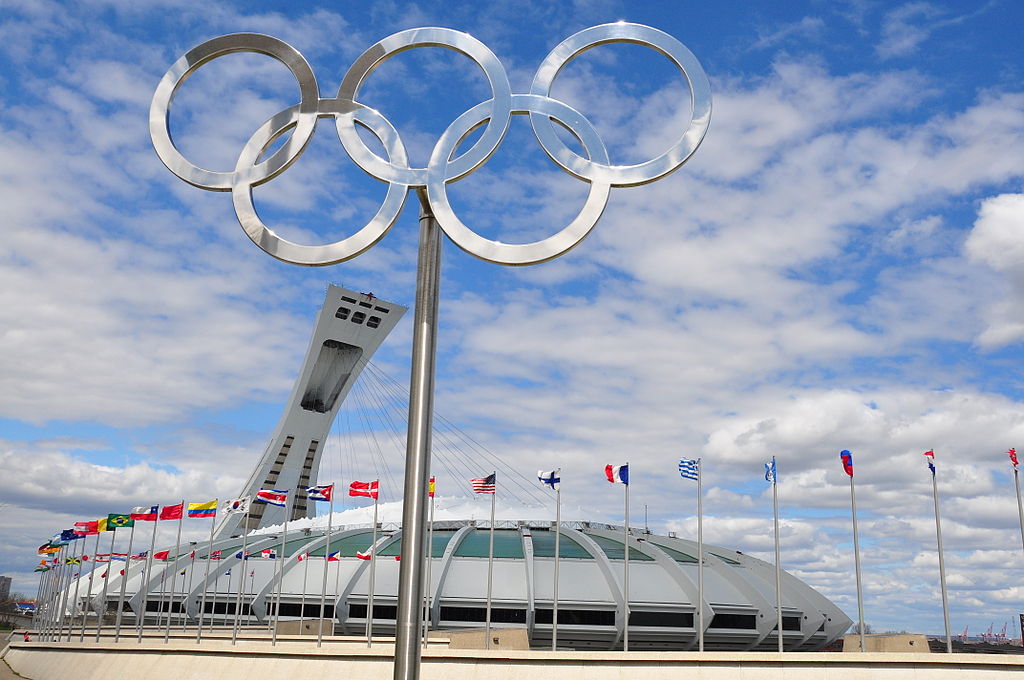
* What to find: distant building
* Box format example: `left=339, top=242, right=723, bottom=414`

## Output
left=0, top=575, right=11, bottom=601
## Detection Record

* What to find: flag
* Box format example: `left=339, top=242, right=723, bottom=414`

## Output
left=306, top=484, right=334, bottom=502
left=678, top=458, right=699, bottom=482
left=189, top=550, right=196, bottom=559
left=37, top=544, right=60, bottom=555
left=428, top=476, right=436, bottom=498
left=235, top=551, right=250, bottom=560
left=59, top=529, right=81, bottom=542
left=255, top=489, right=288, bottom=507
left=107, top=514, right=134, bottom=529
left=210, top=550, right=222, bottom=560
left=471, top=473, right=496, bottom=494
left=764, top=459, right=776, bottom=483
left=538, top=470, right=560, bottom=490
left=153, top=551, right=170, bottom=561
left=64, top=557, right=82, bottom=565
left=81, top=555, right=89, bottom=561
left=840, top=450, right=854, bottom=477
left=179, top=569, right=187, bottom=576
left=74, top=521, right=99, bottom=536
left=131, top=551, right=148, bottom=561
left=356, top=551, right=371, bottom=560
left=96, top=517, right=108, bottom=532
left=33, top=564, right=49, bottom=572
left=605, top=464, right=628, bottom=485
left=159, top=503, right=184, bottom=521
left=326, top=552, right=341, bottom=562
left=349, top=480, right=379, bottom=500
left=130, top=506, right=158, bottom=521
left=1010, top=448, right=1020, bottom=469
left=100, top=571, right=107, bottom=578
left=924, top=449, right=936, bottom=476
left=221, top=497, right=251, bottom=515
left=297, top=552, right=308, bottom=562
left=260, top=548, right=277, bottom=559
left=187, top=500, right=217, bottom=518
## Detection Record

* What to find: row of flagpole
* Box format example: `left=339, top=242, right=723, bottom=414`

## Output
left=30, top=448, right=1024, bottom=652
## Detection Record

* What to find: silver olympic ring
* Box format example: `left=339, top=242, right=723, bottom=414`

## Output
left=149, top=23, right=711, bottom=266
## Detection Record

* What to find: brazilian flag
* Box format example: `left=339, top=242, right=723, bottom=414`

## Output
left=107, top=514, right=134, bottom=529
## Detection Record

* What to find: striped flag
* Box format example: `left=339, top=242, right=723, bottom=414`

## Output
left=428, top=476, right=436, bottom=498
left=840, top=450, right=854, bottom=477
left=605, top=464, right=628, bottom=485
left=924, top=449, right=936, bottom=476
left=678, top=458, right=699, bottom=482
left=306, top=484, right=334, bottom=502
left=471, top=473, right=496, bottom=494
left=255, top=489, right=289, bottom=507
left=187, top=500, right=217, bottom=518
left=130, top=506, right=158, bottom=521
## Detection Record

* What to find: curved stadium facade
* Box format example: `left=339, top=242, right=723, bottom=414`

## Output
left=96, top=519, right=851, bottom=651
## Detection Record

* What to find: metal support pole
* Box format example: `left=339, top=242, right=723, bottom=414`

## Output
left=164, top=503, right=184, bottom=643
left=931, top=472, right=952, bottom=653
left=68, top=539, right=84, bottom=640
left=114, top=524, right=137, bottom=641
left=317, top=495, right=334, bottom=648
left=367, top=489, right=380, bottom=647
left=231, top=522, right=250, bottom=645
left=138, top=517, right=159, bottom=641
left=96, top=529, right=117, bottom=642
left=271, top=496, right=292, bottom=646
left=772, top=457, right=783, bottom=653
left=623, top=472, right=630, bottom=652
left=1014, top=468, right=1024, bottom=555
left=422, top=487, right=436, bottom=648
left=697, top=458, right=704, bottom=652
left=484, top=479, right=496, bottom=649
left=394, top=188, right=443, bottom=680
left=850, top=475, right=865, bottom=652
left=553, top=485, right=561, bottom=651
left=196, top=500, right=219, bottom=645
left=80, top=531, right=102, bottom=641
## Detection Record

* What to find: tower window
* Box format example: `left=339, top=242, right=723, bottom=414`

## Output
left=367, top=316, right=381, bottom=329
left=336, top=307, right=350, bottom=320
left=352, top=311, right=366, bottom=324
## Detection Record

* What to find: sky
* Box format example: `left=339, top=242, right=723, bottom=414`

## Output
left=2, top=0, right=1024, bottom=638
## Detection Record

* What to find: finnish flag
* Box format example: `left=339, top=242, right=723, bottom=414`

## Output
left=538, top=469, right=561, bottom=490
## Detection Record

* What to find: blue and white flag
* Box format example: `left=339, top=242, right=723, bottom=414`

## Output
left=764, top=458, right=777, bottom=483
left=678, top=458, right=699, bottom=482
left=538, top=469, right=560, bottom=490
left=306, top=484, right=334, bottom=502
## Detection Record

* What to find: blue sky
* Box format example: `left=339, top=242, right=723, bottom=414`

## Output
left=3, top=0, right=1024, bottom=637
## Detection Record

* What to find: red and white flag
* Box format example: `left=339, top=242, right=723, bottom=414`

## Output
left=255, top=489, right=288, bottom=507
left=130, top=505, right=158, bottom=521
left=349, top=480, right=379, bottom=500
left=1010, top=448, right=1019, bottom=469
left=356, top=550, right=372, bottom=560
left=470, top=473, right=496, bottom=494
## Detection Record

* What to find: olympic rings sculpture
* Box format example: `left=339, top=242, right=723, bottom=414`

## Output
left=150, top=23, right=711, bottom=266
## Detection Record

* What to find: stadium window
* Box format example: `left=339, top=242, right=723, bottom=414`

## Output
left=535, top=608, right=615, bottom=626
left=629, top=611, right=694, bottom=628
left=336, top=307, right=350, bottom=320
left=709, top=613, right=757, bottom=630
left=367, top=315, right=381, bottom=329
left=348, top=603, right=397, bottom=619
left=352, top=311, right=366, bottom=324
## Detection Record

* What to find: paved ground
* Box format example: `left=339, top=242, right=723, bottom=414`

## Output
left=1, top=657, right=29, bottom=679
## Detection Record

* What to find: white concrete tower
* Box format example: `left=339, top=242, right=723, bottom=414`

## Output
left=216, top=285, right=407, bottom=537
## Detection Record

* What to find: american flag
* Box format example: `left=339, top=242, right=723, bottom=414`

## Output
left=470, top=473, right=496, bottom=494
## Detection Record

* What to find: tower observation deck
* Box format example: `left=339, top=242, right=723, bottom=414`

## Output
left=216, top=285, right=407, bottom=537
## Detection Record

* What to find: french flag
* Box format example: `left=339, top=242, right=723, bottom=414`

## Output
left=255, top=489, right=289, bottom=507
left=605, top=464, right=628, bottom=485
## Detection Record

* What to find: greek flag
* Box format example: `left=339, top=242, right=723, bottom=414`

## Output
left=678, top=458, right=699, bottom=481
left=764, top=458, right=777, bottom=483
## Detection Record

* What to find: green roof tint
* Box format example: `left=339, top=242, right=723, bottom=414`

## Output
left=427, top=530, right=458, bottom=558
left=454, top=529, right=524, bottom=558
left=307, top=531, right=374, bottom=557
left=587, top=534, right=654, bottom=561
left=711, top=552, right=741, bottom=565
left=646, top=540, right=698, bottom=563
left=378, top=537, right=403, bottom=556
left=279, top=536, right=317, bottom=558
left=530, top=530, right=593, bottom=559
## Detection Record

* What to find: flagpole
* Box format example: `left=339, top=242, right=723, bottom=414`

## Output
left=772, top=456, right=783, bottom=653
left=272, top=493, right=292, bottom=646
left=41, top=548, right=57, bottom=641
left=1014, top=463, right=1024, bottom=555
left=368, top=484, right=380, bottom=647
left=138, top=512, right=160, bottom=642
left=623, top=463, right=630, bottom=653
left=164, top=501, right=184, bottom=643
left=422, top=483, right=436, bottom=648
left=300, top=542, right=310, bottom=633
left=156, top=569, right=167, bottom=641
left=69, top=539, right=84, bottom=640
left=96, top=527, right=117, bottom=641
left=184, top=543, right=197, bottom=632
left=697, top=458, right=704, bottom=652
left=113, top=522, right=137, bottom=641
left=317, top=493, right=334, bottom=648
left=57, top=540, right=77, bottom=640
left=930, top=463, right=952, bottom=653
left=553, top=478, right=561, bottom=651
left=485, top=472, right=497, bottom=650
left=196, top=499, right=218, bottom=645
left=81, top=529, right=101, bottom=642
left=849, top=471, right=865, bottom=652
left=231, top=509, right=251, bottom=646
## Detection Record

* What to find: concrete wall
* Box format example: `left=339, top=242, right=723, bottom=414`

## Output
left=6, top=639, right=1024, bottom=680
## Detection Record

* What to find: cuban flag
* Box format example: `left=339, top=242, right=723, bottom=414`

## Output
left=924, top=449, right=936, bottom=476
left=605, top=464, right=628, bottom=485
left=840, top=450, right=854, bottom=477
left=306, top=484, right=334, bottom=502
left=255, top=489, right=289, bottom=507
left=538, top=470, right=560, bottom=490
